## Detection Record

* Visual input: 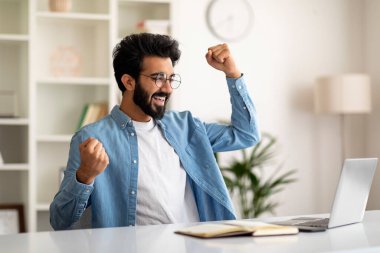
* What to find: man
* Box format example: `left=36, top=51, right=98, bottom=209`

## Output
left=50, top=33, right=260, bottom=230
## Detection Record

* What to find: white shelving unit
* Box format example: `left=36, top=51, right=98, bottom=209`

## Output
left=37, top=77, right=110, bottom=86
left=0, top=118, right=29, bottom=125
left=0, top=0, right=176, bottom=232
left=0, top=0, right=30, bottom=234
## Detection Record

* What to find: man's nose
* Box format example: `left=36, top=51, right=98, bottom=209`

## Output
left=160, top=79, right=173, bottom=92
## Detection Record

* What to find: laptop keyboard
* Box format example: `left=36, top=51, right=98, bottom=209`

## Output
left=298, top=218, right=330, bottom=227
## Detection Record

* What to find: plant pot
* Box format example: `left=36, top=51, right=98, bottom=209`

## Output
left=49, top=0, right=72, bottom=12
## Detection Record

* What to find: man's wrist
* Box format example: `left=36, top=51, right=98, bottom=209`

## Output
left=76, top=168, right=94, bottom=185
left=225, top=71, right=242, bottom=79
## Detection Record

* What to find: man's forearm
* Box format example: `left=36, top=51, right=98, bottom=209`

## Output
left=50, top=171, right=92, bottom=230
left=228, top=75, right=260, bottom=145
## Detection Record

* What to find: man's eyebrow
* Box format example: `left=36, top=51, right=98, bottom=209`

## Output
left=148, top=72, right=176, bottom=77
left=149, top=72, right=165, bottom=76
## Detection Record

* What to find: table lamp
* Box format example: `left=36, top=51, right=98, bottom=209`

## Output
left=314, top=74, right=371, bottom=161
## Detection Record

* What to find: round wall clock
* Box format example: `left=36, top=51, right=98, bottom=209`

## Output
left=206, top=0, right=254, bottom=42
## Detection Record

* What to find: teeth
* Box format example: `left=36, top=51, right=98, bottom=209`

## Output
left=153, top=95, right=165, bottom=101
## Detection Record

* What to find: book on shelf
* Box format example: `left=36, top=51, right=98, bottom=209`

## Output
left=136, top=19, right=170, bottom=35
left=175, top=220, right=299, bottom=238
left=77, top=103, right=108, bottom=130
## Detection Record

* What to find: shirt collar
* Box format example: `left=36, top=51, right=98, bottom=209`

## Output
left=110, top=105, right=167, bottom=130
left=110, top=105, right=132, bottom=129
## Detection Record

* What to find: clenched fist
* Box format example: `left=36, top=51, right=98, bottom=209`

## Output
left=76, top=137, right=109, bottom=185
left=205, top=43, right=241, bottom=78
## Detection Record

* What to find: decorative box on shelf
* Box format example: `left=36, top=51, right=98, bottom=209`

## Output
left=49, top=0, right=72, bottom=12
left=49, top=46, right=82, bottom=77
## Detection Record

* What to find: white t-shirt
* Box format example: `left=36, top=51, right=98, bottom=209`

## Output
left=133, top=119, right=199, bottom=225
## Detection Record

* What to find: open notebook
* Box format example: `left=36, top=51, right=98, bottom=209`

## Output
left=175, top=220, right=299, bottom=238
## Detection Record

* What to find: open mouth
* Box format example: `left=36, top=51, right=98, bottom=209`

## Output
left=152, top=94, right=166, bottom=106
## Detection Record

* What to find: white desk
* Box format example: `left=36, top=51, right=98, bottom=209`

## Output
left=1, top=211, right=380, bottom=253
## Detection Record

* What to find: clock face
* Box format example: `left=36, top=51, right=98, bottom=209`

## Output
left=206, top=0, right=254, bottom=42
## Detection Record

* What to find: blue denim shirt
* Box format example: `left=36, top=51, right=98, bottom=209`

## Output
left=50, top=76, right=260, bottom=230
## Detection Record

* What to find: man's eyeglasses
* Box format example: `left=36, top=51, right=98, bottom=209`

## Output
left=140, top=72, right=181, bottom=89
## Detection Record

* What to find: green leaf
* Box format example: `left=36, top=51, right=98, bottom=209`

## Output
left=223, top=176, right=234, bottom=192
left=248, top=172, right=259, bottom=189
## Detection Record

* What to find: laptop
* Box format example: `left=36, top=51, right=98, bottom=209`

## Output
left=273, top=158, right=378, bottom=232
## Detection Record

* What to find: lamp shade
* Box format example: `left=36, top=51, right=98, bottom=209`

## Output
left=314, top=74, right=371, bottom=114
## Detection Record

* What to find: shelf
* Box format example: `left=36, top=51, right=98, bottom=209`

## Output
left=37, top=77, right=110, bottom=86
left=37, top=135, right=72, bottom=143
left=0, top=34, right=29, bottom=42
left=36, top=203, right=50, bottom=211
left=36, top=11, right=110, bottom=21
left=0, top=163, right=29, bottom=171
left=0, top=118, right=29, bottom=125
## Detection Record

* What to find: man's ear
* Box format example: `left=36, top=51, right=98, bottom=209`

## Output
left=121, top=74, right=135, bottom=91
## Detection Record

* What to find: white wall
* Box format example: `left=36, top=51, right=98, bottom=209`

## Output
left=172, top=0, right=367, bottom=217
left=365, top=0, right=380, bottom=210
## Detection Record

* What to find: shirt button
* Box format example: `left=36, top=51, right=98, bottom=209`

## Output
left=133, top=160, right=137, bottom=164
left=86, top=189, right=90, bottom=193
left=130, top=132, right=135, bottom=136
left=131, top=191, right=135, bottom=195
left=121, top=123, right=126, bottom=128
left=243, top=106, right=247, bottom=110
left=238, top=85, right=242, bottom=89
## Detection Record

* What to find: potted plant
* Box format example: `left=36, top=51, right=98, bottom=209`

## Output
left=216, top=132, right=297, bottom=218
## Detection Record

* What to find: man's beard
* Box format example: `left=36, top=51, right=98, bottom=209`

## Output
left=133, top=80, right=170, bottom=119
